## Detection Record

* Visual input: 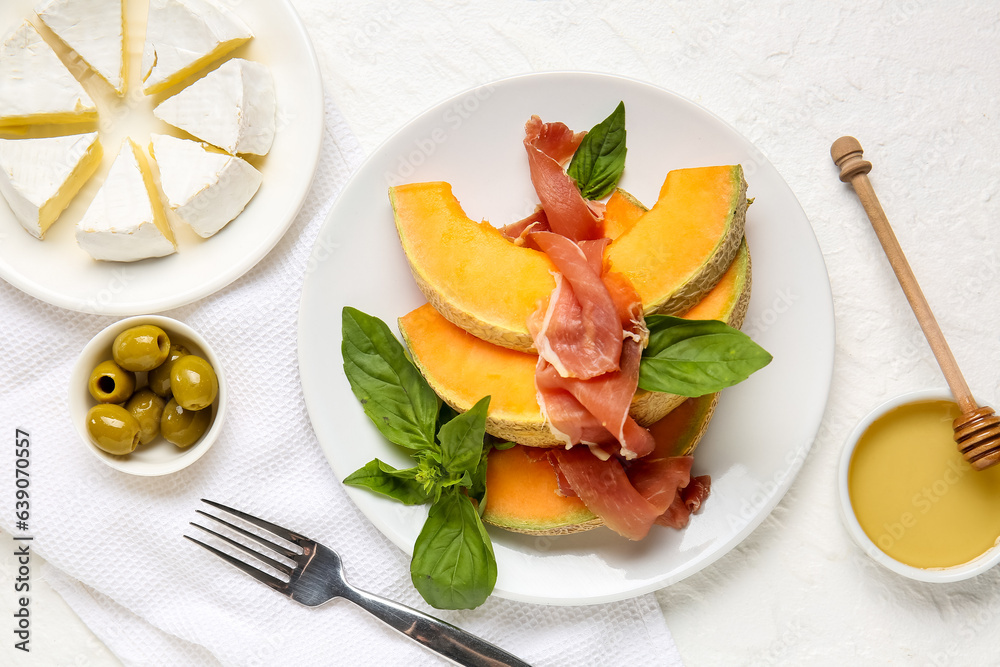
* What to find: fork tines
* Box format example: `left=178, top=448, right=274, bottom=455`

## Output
left=184, top=499, right=305, bottom=592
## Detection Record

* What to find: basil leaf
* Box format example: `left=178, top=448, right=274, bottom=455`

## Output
left=468, top=447, right=490, bottom=508
left=343, top=459, right=431, bottom=505
left=488, top=436, right=516, bottom=451
left=411, top=489, right=497, bottom=609
left=438, top=396, right=490, bottom=479
left=341, top=307, right=439, bottom=450
left=638, top=315, right=773, bottom=396
left=567, top=101, right=627, bottom=200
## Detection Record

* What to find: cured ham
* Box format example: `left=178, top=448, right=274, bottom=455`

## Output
left=516, top=112, right=712, bottom=537
left=657, top=475, right=711, bottom=529
left=528, top=232, right=621, bottom=379
left=501, top=208, right=549, bottom=249
left=523, top=116, right=603, bottom=241
left=547, top=448, right=708, bottom=540
left=535, top=338, right=654, bottom=458
left=528, top=230, right=653, bottom=457
left=550, top=447, right=663, bottom=540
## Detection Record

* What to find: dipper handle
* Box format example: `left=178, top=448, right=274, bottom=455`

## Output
left=832, top=136, right=1000, bottom=470
left=831, top=137, right=974, bottom=414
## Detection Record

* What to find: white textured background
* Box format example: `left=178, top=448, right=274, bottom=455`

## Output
left=3, top=0, right=999, bottom=665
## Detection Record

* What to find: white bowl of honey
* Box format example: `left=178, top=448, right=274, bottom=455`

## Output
left=839, top=388, right=1000, bottom=582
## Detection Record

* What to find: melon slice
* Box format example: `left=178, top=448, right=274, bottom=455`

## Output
left=391, top=181, right=555, bottom=352
left=482, top=393, right=720, bottom=535
left=391, top=165, right=747, bottom=352
left=606, top=165, right=747, bottom=315
left=398, top=240, right=750, bottom=447
left=603, top=188, right=646, bottom=240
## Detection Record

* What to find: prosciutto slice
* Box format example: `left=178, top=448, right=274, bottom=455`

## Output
left=550, top=447, right=663, bottom=540
left=533, top=375, right=615, bottom=447
left=524, top=116, right=603, bottom=241
left=501, top=208, right=550, bottom=249
left=528, top=232, right=621, bottom=379
left=529, top=235, right=653, bottom=457
left=535, top=338, right=654, bottom=458
left=656, top=475, right=711, bottom=528
left=548, top=449, right=711, bottom=539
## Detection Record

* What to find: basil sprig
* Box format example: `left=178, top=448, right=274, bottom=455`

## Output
left=567, top=101, right=627, bottom=200
left=342, top=307, right=439, bottom=450
left=341, top=307, right=500, bottom=609
left=638, top=315, right=773, bottom=396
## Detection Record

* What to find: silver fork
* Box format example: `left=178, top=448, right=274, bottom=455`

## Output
left=185, top=499, right=532, bottom=667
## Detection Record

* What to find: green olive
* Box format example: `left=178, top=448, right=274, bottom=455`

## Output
left=125, top=389, right=166, bottom=445
left=87, top=360, right=136, bottom=404
left=112, top=325, right=171, bottom=372
left=147, top=344, right=190, bottom=398
left=160, top=398, right=212, bottom=448
left=86, top=404, right=141, bottom=455
left=170, top=355, right=218, bottom=411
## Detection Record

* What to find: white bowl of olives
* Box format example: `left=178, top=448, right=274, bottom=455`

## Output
left=69, top=316, right=227, bottom=476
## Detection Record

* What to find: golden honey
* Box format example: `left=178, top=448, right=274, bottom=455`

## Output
left=848, top=400, right=1000, bottom=568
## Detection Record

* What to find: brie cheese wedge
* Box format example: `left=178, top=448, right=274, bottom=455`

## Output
left=36, top=0, right=127, bottom=95
left=141, top=0, right=253, bottom=95
left=149, top=133, right=261, bottom=238
left=0, top=132, right=102, bottom=239
left=76, top=139, right=176, bottom=262
left=154, top=58, right=275, bottom=156
left=0, top=21, right=97, bottom=128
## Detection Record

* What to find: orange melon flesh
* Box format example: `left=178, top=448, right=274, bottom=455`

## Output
left=398, top=241, right=749, bottom=447
left=400, top=304, right=544, bottom=444
left=482, top=393, right=720, bottom=534
left=391, top=166, right=746, bottom=352
left=603, top=188, right=646, bottom=240
left=682, top=239, right=751, bottom=327
left=391, top=182, right=555, bottom=353
left=606, top=165, right=747, bottom=316
left=483, top=446, right=596, bottom=534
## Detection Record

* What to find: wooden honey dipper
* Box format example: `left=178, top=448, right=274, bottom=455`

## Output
left=832, top=136, right=1000, bottom=471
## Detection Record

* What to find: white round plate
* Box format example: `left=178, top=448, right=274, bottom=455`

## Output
left=0, top=0, right=323, bottom=314
left=298, top=72, right=835, bottom=605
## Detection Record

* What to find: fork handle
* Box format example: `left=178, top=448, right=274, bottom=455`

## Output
left=340, top=584, right=533, bottom=667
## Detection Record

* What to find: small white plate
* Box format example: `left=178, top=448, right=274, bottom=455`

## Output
left=839, top=388, right=1000, bottom=583
left=298, top=72, right=836, bottom=605
left=69, top=315, right=227, bottom=476
left=0, top=0, right=323, bottom=314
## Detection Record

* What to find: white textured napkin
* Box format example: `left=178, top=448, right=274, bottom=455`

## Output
left=0, top=100, right=682, bottom=666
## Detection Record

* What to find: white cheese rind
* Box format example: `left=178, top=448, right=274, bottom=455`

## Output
left=141, top=0, right=253, bottom=95
left=0, top=132, right=100, bottom=238
left=76, top=140, right=176, bottom=262
left=0, top=21, right=96, bottom=125
left=153, top=58, right=275, bottom=156
left=150, top=133, right=262, bottom=237
left=36, top=0, right=126, bottom=94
